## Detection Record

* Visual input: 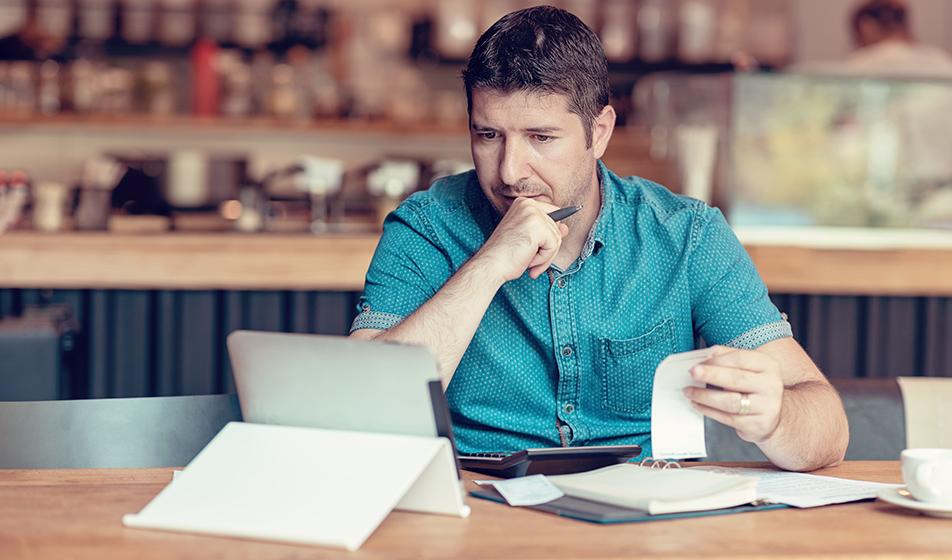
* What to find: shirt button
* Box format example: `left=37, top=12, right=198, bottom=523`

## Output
left=561, top=345, right=573, bottom=357
left=557, top=277, right=567, bottom=288
left=563, top=403, right=575, bottom=414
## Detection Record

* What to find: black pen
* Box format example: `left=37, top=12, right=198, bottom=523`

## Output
left=547, top=205, right=583, bottom=222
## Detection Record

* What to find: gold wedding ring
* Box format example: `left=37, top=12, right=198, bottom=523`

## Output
left=738, top=393, right=752, bottom=415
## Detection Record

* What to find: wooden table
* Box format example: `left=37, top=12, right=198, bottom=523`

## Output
left=1, top=462, right=949, bottom=559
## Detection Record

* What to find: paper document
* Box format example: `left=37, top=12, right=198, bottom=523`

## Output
left=650, top=348, right=716, bottom=459
left=491, top=475, right=564, bottom=506
left=695, top=466, right=901, bottom=508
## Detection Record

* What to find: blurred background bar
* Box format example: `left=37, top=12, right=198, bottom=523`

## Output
left=1, top=0, right=951, bottom=400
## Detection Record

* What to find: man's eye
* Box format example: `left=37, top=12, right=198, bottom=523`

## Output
left=478, top=131, right=498, bottom=140
left=533, top=134, right=554, bottom=143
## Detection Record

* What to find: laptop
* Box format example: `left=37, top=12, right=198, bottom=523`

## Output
left=226, top=330, right=456, bottom=444
left=226, top=330, right=640, bottom=478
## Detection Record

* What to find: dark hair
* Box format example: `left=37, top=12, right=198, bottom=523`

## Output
left=852, top=0, right=908, bottom=34
left=462, top=5, right=610, bottom=148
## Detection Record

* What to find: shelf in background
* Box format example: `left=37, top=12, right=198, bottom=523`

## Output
left=0, top=113, right=470, bottom=137
left=0, top=113, right=671, bottom=184
left=2, top=229, right=952, bottom=295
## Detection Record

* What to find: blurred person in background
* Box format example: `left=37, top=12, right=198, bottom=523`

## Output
left=799, top=0, right=952, bottom=79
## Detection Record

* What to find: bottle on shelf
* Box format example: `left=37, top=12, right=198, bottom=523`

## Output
left=191, top=38, right=219, bottom=117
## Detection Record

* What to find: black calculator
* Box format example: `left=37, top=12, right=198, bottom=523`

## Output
left=458, top=445, right=642, bottom=478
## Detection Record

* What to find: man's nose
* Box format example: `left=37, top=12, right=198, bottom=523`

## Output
left=499, top=138, right=531, bottom=188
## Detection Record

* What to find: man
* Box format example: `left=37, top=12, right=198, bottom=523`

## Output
left=798, top=0, right=952, bottom=79
left=351, top=6, right=848, bottom=472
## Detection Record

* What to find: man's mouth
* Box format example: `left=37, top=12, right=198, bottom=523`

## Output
left=500, top=193, right=545, bottom=200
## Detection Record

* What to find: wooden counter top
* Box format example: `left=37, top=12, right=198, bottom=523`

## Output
left=0, top=232, right=378, bottom=291
left=5, top=462, right=952, bottom=560
left=2, top=230, right=951, bottom=295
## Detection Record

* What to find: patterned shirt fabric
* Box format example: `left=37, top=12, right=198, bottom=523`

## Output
left=352, top=161, right=792, bottom=458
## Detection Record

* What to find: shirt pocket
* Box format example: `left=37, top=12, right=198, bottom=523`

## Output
left=598, top=318, right=675, bottom=417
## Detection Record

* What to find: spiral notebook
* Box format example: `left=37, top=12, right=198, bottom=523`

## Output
left=471, top=460, right=787, bottom=524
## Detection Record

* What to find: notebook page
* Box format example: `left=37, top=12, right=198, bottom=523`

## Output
left=694, top=466, right=901, bottom=507
left=548, top=464, right=757, bottom=514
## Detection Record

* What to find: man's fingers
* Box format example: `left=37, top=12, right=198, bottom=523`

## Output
left=690, top=401, right=737, bottom=429
left=690, top=364, right=761, bottom=393
left=684, top=387, right=753, bottom=415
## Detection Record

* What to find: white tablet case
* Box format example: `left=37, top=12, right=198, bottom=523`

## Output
left=123, top=422, right=469, bottom=551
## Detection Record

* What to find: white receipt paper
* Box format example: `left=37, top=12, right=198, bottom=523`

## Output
left=650, top=348, right=716, bottom=460
left=695, top=466, right=902, bottom=508
left=491, top=475, right=564, bottom=506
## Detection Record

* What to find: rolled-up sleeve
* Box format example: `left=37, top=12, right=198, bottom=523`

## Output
left=351, top=195, right=454, bottom=333
left=688, top=205, right=792, bottom=349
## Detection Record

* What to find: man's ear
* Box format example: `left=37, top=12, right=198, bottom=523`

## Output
left=591, top=105, right=616, bottom=159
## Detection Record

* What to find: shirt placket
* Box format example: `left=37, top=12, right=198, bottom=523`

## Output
left=548, top=268, right=584, bottom=446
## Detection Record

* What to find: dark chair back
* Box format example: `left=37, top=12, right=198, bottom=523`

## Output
left=704, top=378, right=906, bottom=461
left=0, top=393, right=242, bottom=469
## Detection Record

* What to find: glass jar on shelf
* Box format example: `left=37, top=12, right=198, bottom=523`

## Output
left=601, top=0, right=637, bottom=63
left=158, top=0, right=196, bottom=47
left=141, top=60, right=177, bottom=116
left=268, top=63, right=302, bottom=120
left=637, top=0, right=673, bottom=63
left=678, top=0, right=716, bottom=64
left=121, top=0, right=154, bottom=44
left=217, top=51, right=253, bottom=118
left=37, top=60, right=61, bottom=115
left=77, top=0, right=114, bottom=42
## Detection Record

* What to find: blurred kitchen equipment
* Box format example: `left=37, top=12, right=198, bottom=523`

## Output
left=164, top=150, right=245, bottom=211
left=293, top=156, right=344, bottom=234
left=166, top=150, right=209, bottom=208
left=434, top=0, right=478, bottom=60
left=367, top=160, right=420, bottom=226
left=32, top=181, right=71, bottom=233
left=109, top=151, right=244, bottom=217
left=676, top=124, right=718, bottom=203
left=235, top=182, right=265, bottom=233
left=0, top=170, right=30, bottom=234
left=75, top=156, right=125, bottom=230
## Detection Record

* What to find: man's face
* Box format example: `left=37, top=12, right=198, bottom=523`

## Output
left=469, top=89, right=598, bottom=217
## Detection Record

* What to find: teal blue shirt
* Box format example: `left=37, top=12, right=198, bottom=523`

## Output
left=352, top=162, right=791, bottom=458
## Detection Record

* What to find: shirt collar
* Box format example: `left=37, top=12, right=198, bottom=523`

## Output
left=580, top=160, right=612, bottom=260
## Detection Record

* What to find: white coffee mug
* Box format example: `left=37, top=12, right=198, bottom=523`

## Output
left=901, top=448, right=952, bottom=504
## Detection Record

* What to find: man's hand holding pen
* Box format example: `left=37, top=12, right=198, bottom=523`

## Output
left=473, top=197, right=582, bottom=282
